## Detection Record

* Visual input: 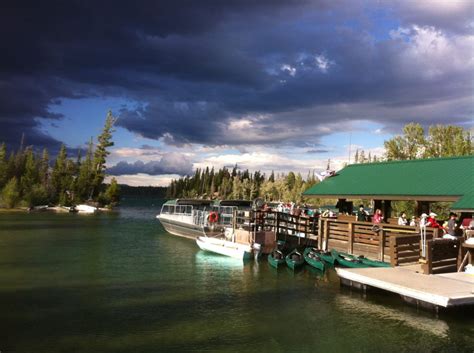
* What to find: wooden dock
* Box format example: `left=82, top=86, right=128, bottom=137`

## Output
left=336, top=266, right=474, bottom=309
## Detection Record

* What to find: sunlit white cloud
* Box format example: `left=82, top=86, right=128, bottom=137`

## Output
left=280, top=64, right=297, bottom=76
left=315, top=54, right=333, bottom=73
left=105, top=174, right=179, bottom=187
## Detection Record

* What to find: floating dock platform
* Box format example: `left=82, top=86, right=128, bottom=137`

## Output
left=336, top=266, right=474, bottom=309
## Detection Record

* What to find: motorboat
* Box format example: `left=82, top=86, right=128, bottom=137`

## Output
left=196, top=236, right=253, bottom=260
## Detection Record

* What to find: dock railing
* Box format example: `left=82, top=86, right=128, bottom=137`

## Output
left=231, top=210, right=319, bottom=245
left=229, top=210, right=443, bottom=264
left=319, top=217, right=439, bottom=262
left=422, top=238, right=460, bottom=274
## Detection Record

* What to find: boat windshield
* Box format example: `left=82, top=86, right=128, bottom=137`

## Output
left=161, top=205, right=193, bottom=215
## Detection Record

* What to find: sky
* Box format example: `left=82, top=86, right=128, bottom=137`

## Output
left=1, top=0, right=473, bottom=186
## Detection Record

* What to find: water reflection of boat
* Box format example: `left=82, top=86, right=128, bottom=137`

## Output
left=194, top=250, right=245, bottom=269
left=335, top=294, right=449, bottom=338
left=75, top=204, right=98, bottom=214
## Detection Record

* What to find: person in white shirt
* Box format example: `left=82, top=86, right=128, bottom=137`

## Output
left=398, top=212, right=408, bottom=226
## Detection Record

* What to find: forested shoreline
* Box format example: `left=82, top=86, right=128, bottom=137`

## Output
left=0, top=112, right=119, bottom=209
left=1, top=120, right=471, bottom=211
left=166, top=123, right=473, bottom=210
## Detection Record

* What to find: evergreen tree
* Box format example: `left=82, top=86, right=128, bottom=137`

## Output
left=359, top=150, right=365, bottom=163
left=76, top=138, right=94, bottom=201
left=51, top=144, right=68, bottom=200
left=269, top=170, right=275, bottom=183
left=286, top=172, right=296, bottom=190
left=104, top=177, right=120, bottom=206
left=0, top=143, right=7, bottom=188
left=39, top=148, right=49, bottom=187
left=1, top=177, right=20, bottom=208
left=92, top=111, right=116, bottom=198
left=20, top=148, right=39, bottom=199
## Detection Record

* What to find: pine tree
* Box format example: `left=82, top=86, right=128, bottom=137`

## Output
left=104, top=177, right=120, bottom=206
left=359, top=150, right=365, bottom=163
left=269, top=170, right=275, bottom=183
left=20, top=148, right=39, bottom=199
left=76, top=138, right=94, bottom=201
left=39, top=148, right=49, bottom=188
left=1, top=177, right=20, bottom=208
left=92, top=111, right=116, bottom=198
left=0, top=143, right=7, bottom=188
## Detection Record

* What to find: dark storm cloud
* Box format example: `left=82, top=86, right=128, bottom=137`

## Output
left=0, top=0, right=313, bottom=150
left=0, top=0, right=472, bottom=155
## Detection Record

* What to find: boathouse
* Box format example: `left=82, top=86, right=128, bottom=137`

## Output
left=303, top=155, right=474, bottom=217
left=301, top=156, right=474, bottom=265
left=302, top=156, right=474, bottom=309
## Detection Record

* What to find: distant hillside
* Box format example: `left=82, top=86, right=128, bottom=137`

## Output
left=119, top=184, right=167, bottom=198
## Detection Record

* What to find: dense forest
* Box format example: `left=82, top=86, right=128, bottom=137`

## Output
left=120, top=185, right=167, bottom=198
left=167, top=123, right=473, bottom=214
left=166, top=166, right=320, bottom=203
left=0, top=111, right=119, bottom=209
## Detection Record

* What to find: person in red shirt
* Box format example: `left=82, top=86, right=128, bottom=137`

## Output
left=373, top=209, right=383, bottom=223
left=426, top=212, right=443, bottom=229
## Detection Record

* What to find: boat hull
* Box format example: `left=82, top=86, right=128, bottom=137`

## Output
left=196, top=236, right=252, bottom=260
left=303, top=248, right=325, bottom=272
left=359, top=257, right=391, bottom=268
left=331, top=249, right=369, bottom=268
left=158, top=216, right=221, bottom=240
left=268, top=251, right=285, bottom=269
left=285, top=249, right=305, bottom=270
left=306, top=247, right=334, bottom=265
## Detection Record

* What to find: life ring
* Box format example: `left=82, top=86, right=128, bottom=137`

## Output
left=372, top=225, right=381, bottom=232
left=208, top=212, right=219, bottom=223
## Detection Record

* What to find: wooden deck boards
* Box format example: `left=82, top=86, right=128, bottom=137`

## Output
left=335, top=266, right=474, bottom=308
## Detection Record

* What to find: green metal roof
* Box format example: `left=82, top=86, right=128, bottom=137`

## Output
left=451, top=191, right=474, bottom=212
left=304, top=156, right=474, bottom=206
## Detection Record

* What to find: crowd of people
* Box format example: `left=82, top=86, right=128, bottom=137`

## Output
left=356, top=204, right=473, bottom=239
left=261, top=202, right=474, bottom=239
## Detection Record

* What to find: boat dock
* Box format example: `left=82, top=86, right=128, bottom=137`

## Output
left=336, top=266, right=474, bottom=310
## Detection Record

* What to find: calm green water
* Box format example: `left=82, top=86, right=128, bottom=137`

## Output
left=1, top=198, right=473, bottom=353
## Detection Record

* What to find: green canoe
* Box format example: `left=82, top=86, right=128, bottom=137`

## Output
left=303, top=248, right=325, bottom=272
left=268, top=249, right=285, bottom=269
left=330, top=249, right=368, bottom=268
left=306, top=247, right=335, bottom=265
left=358, top=256, right=391, bottom=267
left=285, top=249, right=305, bottom=270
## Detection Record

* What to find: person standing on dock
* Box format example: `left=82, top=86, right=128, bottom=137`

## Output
left=426, top=212, right=443, bottom=229
left=398, top=212, right=408, bottom=226
left=373, top=209, right=383, bottom=223
left=356, top=205, right=368, bottom=222
left=447, top=212, right=458, bottom=236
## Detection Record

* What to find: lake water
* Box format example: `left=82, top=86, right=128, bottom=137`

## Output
left=1, top=198, right=473, bottom=353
